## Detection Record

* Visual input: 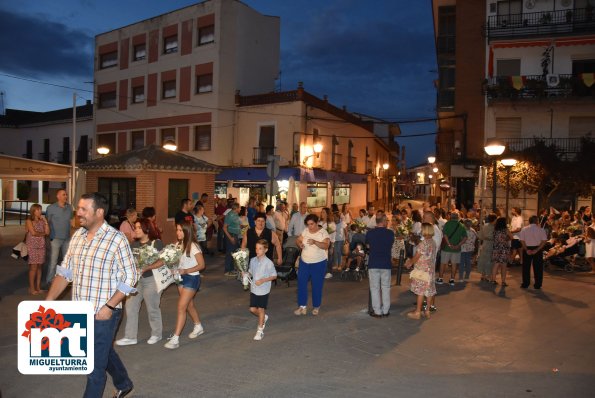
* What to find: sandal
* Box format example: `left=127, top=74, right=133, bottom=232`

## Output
left=312, top=308, right=320, bottom=316
left=423, top=310, right=431, bottom=319
left=407, top=311, right=421, bottom=320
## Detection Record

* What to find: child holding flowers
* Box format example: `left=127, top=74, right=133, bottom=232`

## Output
left=164, top=222, right=206, bottom=349
left=246, top=240, right=277, bottom=341
left=116, top=218, right=164, bottom=346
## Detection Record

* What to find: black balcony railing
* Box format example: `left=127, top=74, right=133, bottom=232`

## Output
left=57, top=151, right=70, bottom=164
left=252, top=147, right=276, bottom=165
left=436, top=143, right=461, bottom=163
left=486, top=7, right=595, bottom=40
left=38, top=152, right=50, bottom=162
left=500, top=137, right=586, bottom=154
left=485, top=74, right=595, bottom=100
left=348, top=156, right=357, bottom=173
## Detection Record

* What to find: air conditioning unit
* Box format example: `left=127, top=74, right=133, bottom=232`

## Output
left=546, top=74, right=560, bottom=87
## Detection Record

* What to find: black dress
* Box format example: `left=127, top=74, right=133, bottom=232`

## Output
left=245, top=228, right=274, bottom=261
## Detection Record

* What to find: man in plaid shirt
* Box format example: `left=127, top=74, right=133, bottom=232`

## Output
left=47, top=192, right=138, bottom=398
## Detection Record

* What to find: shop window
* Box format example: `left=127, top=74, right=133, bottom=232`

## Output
left=306, top=183, right=327, bottom=208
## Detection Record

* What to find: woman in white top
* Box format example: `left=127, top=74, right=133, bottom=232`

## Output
left=164, top=222, right=206, bottom=349
left=341, top=203, right=352, bottom=226
left=320, top=208, right=336, bottom=279
left=295, top=214, right=330, bottom=316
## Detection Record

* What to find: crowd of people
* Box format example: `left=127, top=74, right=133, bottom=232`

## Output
left=19, top=188, right=594, bottom=398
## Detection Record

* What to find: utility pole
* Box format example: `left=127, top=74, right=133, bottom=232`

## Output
left=71, top=93, right=77, bottom=203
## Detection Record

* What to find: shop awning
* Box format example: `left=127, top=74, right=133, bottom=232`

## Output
left=302, top=168, right=368, bottom=184
left=216, top=167, right=300, bottom=182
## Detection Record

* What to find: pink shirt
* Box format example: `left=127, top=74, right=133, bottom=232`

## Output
left=519, top=224, right=547, bottom=247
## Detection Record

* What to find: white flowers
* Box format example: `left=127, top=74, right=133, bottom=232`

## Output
left=159, top=243, right=183, bottom=283
left=134, top=244, right=160, bottom=271
left=231, top=248, right=251, bottom=290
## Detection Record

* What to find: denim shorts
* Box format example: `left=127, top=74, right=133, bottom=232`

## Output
left=181, top=274, right=201, bottom=291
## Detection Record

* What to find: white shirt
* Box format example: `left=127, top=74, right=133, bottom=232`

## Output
left=288, top=212, right=308, bottom=237
left=519, top=224, right=547, bottom=247
left=365, top=215, right=377, bottom=229
left=179, top=242, right=201, bottom=276
left=511, top=215, right=523, bottom=239
left=300, top=228, right=329, bottom=263
left=274, top=210, right=287, bottom=232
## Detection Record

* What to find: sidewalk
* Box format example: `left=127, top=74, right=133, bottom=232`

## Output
left=1, top=238, right=594, bottom=397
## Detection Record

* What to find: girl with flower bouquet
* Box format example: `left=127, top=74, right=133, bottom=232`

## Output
left=164, top=222, right=206, bottom=349
left=116, top=218, right=164, bottom=346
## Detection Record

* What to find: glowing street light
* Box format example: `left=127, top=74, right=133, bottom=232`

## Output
left=97, top=146, right=110, bottom=156
left=484, top=140, right=506, bottom=212
left=163, top=139, right=177, bottom=151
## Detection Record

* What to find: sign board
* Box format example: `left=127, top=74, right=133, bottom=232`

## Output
left=265, top=180, right=278, bottom=196
left=232, top=182, right=266, bottom=188
left=266, top=155, right=280, bottom=178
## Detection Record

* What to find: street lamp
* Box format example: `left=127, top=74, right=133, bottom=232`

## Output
left=484, top=140, right=506, bottom=212
left=302, top=143, right=323, bottom=166
left=428, top=156, right=436, bottom=164
left=501, top=158, right=517, bottom=222
left=163, top=139, right=177, bottom=151
left=97, top=146, right=110, bottom=156
left=382, top=163, right=389, bottom=210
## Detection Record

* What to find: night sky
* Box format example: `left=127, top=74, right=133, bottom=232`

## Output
left=0, top=0, right=437, bottom=165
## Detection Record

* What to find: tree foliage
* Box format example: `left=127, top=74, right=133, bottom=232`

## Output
left=486, top=138, right=595, bottom=208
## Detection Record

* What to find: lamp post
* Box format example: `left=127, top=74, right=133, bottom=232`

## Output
left=501, top=158, right=517, bottom=222
left=97, top=146, right=110, bottom=156
left=427, top=156, right=436, bottom=204
left=484, top=141, right=506, bottom=212
left=382, top=162, right=389, bottom=211
left=163, top=139, right=177, bottom=151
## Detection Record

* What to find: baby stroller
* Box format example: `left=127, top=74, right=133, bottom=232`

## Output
left=341, top=243, right=368, bottom=282
left=545, top=238, right=590, bottom=273
left=275, top=237, right=300, bottom=287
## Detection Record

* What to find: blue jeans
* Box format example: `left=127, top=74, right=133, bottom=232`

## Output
left=459, top=251, right=473, bottom=280
left=47, top=238, right=70, bottom=284
left=333, top=240, right=344, bottom=268
left=225, top=234, right=239, bottom=273
left=297, top=258, right=327, bottom=307
left=84, top=309, right=132, bottom=398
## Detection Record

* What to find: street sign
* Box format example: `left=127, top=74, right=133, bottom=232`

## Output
left=266, top=155, right=280, bottom=178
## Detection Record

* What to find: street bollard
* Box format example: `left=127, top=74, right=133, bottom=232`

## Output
left=396, top=249, right=405, bottom=286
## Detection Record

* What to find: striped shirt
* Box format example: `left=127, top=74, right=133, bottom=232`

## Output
left=57, top=221, right=138, bottom=314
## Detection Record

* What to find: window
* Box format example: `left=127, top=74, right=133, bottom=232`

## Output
left=569, top=117, right=595, bottom=138
left=162, top=80, right=176, bottom=99
left=196, top=73, right=213, bottom=93
left=132, top=86, right=145, bottom=103
left=98, top=178, right=136, bottom=220
left=496, top=59, right=521, bottom=76
left=198, top=25, right=214, bottom=45
left=100, top=51, right=118, bottom=69
left=98, top=91, right=117, bottom=108
left=495, top=117, right=522, bottom=138
left=161, top=128, right=176, bottom=146
left=26, top=140, right=32, bottom=159
left=497, top=0, right=522, bottom=26
left=164, top=35, right=178, bottom=54
left=168, top=179, right=188, bottom=218
left=133, top=43, right=146, bottom=61
left=194, top=125, right=211, bottom=151
left=131, top=131, right=144, bottom=150
left=97, top=133, right=117, bottom=154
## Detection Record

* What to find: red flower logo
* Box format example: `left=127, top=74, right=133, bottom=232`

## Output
left=21, top=305, right=72, bottom=350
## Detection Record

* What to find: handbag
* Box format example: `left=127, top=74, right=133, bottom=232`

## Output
left=342, top=241, right=350, bottom=256
left=410, top=268, right=430, bottom=283
left=153, top=265, right=175, bottom=293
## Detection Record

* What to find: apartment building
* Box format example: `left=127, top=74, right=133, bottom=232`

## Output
left=220, top=84, right=397, bottom=211
left=94, top=0, right=280, bottom=166
left=432, top=0, right=594, bottom=211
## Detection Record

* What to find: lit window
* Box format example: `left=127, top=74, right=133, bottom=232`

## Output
left=196, top=73, right=213, bottom=93
left=133, top=43, right=146, bottom=61
left=198, top=25, right=214, bottom=45
left=98, top=91, right=116, bottom=108
left=163, top=80, right=176, bottom=99
left=132, top=86, right=145, bottom=103
left=100, top=51, right=118, bottom=69
left=194, top=125, right=211, bottom=151
left=164, top=35, right=178, bottom=54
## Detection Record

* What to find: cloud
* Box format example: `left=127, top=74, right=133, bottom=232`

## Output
left=0, top=9, right=93, bottom=79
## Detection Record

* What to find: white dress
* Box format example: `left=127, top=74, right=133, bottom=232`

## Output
left=586, top=225, right=595, bottom=258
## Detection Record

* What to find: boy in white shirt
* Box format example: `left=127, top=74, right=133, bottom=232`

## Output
left=246, top=240, right=277, bottom=340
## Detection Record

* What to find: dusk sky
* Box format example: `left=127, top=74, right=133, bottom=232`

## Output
left=0, top=0, right=437, bottom=165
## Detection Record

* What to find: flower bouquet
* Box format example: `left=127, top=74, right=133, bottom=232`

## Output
left=354, top=220, right=367, bottom=232
left=326, top=224, right=336, bottom=235
left=231, top=248, right=251, bottom=290
left=135, top=244, right=160, bottom=272
left=159, top=243, right=183, bottom=283
left=395, top=224, right=409, bottom=239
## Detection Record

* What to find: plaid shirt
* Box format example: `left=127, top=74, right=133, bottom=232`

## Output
left=57, top=221, right=138, bottom=314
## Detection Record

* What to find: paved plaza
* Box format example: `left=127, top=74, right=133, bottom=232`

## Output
left=1, top=226, right=594, bottom=397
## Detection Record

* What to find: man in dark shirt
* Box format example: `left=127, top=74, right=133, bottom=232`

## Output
left=365, top=214, right=395, bottom=318
left=174, top=198, right=194, bottom=225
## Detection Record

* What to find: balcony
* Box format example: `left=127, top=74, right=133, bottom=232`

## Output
left=500, top=137, right=586, bottom=154
left=37, top=152, right=50, bottom=162
left=486, top=7, right=595, bottom=40
left=333, top=153, right=342, bottom=171
left=436, top=143, right=461, bottom=164
left=252, top=147, right=276, bottom=165
left=485, top=74, right=595, bottom=101
left=348, top=156, right=357, bottom=173
left=57, top=151, right=70, bottom=164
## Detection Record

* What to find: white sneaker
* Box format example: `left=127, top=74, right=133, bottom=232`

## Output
left=188, top=323, right=204, bottom=339
left=115, top=338, right=137, bottom=346
left=147, top=336, right=162, bottom=345
left=253, top=328, right=264, bottom=341
left=164, top=335, right=179, bottom=349
left=325, top=273, right=333, bottom=279
left=263, top=314, right=269, bottom=329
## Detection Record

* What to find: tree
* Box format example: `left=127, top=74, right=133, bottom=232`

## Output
left=487, top=138, right=595, bottom=210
